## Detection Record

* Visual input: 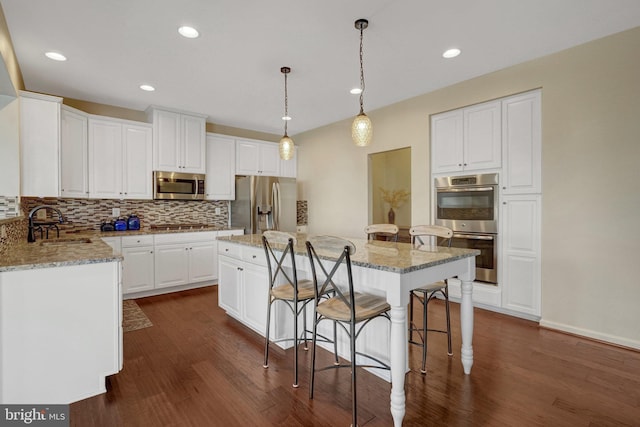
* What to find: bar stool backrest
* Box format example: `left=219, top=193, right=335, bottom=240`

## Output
left=409, top=225, right=453, bottom=247
left=365, top=224, right=399, bottom=242
left=262, top=231, right=299, bottom=293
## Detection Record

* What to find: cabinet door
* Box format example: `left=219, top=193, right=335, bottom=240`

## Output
left=153, top=109, right=181, bottom=171
left=241, top=262, right=269, bottom=334
left=206, top=134, right=236, bottom=200
left=122, top=124, right=153, bottom=199
left=19, top=92, right=61, bottom=197
left=502, top=90, right=541, bottom=194
left=188, top=241, right=216, bottom=283
left=464, top=100, right=501, bottom=171
left=501, top=195, right=540, bottom=316
left=154, top=243, right=189, bottom=288
left=279, top=147, right=297, bottom=178
left=236, top=139, right=260, bottom=174
left=122, top=246, right=155, bottom=294
left=259, top=142, right=280, bottom=176
left=431, top=109, right=463, bottom=174
left=60, top=108, right=88, bottom=198
left=89, top=119, right=123, bottom=198
left=181, top=115, right=206, bottom=173
left=218, top=256, right=242, bottom=319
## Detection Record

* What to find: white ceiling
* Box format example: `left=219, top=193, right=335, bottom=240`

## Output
left=2, top=0, right=640, bottom=136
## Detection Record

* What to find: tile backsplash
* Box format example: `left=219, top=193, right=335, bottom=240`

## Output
left=20, top=197, right=230, bottom=233
left=0, top=196, right=20, bottom=218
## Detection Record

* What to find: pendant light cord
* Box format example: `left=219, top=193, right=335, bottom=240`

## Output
left=284, top=71, right=289, bottom=136
left=359, top=25, right=365, bottom=115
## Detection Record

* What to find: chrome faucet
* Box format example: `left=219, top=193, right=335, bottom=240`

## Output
left=27, top=205, right=64, bottom=243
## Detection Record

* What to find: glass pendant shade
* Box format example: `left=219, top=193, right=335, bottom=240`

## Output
left=279, top=135, right=294, bottom=160
left=352, top=112, right=372, bottom=147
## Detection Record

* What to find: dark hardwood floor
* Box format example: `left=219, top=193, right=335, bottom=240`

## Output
left=71, top=286, right=640, bottom=426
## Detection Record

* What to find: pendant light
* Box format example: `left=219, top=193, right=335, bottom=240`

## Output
left=279, top=66, right=294, bottom=160
left=352, top=18, right=372, bottom=147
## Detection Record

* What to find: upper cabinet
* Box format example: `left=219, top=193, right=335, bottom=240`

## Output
left=148, top=107, right=206, bottom=174
left=60, top=106, right=89, bottom=198
left=501, top=90, right=541, bottom=194
left=431, top=100, right=501, bottom=174
left=19, top=91, right=62, bottom=197
left=88, top=116, right=152, bottom=200
left=206, top=134, right=236, bottom=200
left=236, top=139, right=280, bottom=176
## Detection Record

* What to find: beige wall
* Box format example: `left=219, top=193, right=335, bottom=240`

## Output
left=296, top=26, right=640, bottom=348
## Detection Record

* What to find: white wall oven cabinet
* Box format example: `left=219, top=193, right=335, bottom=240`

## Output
left=88, top=117, right=152, bottom=200
left=149, top=108, right=206, bottom=174
left=235, top=138, right=280, bottom=176
left=206, top=134, right=236, bottom=200
left=121, top=235, right=155, bottom=294
left=501, top=90, right=542, bottom=194
left=431, top=100, right=501, bottom=174
left=60, top=106, right=89, bottom=198
left=500, top=195, right=541, bottom=316
left=19, top=91, right=62, bottom=197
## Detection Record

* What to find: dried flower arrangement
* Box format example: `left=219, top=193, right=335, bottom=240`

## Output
left=379, top=187, right=410, bottom=209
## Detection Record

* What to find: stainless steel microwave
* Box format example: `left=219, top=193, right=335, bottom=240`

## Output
left=153, top=171, right=205, bottom=200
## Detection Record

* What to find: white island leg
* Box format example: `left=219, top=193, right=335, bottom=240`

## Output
left=389, top=305, right=406, bottom=426
left=460, top=278, right=474, bottom=374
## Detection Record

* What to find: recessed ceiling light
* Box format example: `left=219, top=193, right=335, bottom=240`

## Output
left=443, top=48, right=461, bottom=59
left=45, top=51, right=67, bottom=61
left=282, top=115, right=291, bottom=121
left=178, top=26, right=199, bottom=39
left=140, top=84, right=155, bottom=92
left=350, top=88, right=362, bottom=95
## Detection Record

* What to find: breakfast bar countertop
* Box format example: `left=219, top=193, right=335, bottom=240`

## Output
left=218, top=233, right=480, bottom=274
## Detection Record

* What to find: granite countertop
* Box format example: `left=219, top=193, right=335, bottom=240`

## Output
left=0, top=227, right=242, bottom=272
left=0, top=236, right=122, bottom=272
left=219, top=233, right=480, bottom=274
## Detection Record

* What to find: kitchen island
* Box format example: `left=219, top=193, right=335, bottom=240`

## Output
left=0, top=237, right=123, bottom=404
left=217, top=233, right=479, bottom=426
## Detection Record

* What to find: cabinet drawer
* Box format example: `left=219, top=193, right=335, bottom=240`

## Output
left=154, top=231, right=216, bottom=245
left=218, top=241, right=241, bottom=259
left=242, top=245, right=266, bottom=266
left=121, top=235, right=154, bottom=247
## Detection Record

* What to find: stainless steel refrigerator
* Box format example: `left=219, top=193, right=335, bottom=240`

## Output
left=230, top=175, right=297, bottom=235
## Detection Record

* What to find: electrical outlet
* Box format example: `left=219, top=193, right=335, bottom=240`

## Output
left=37, top=209, right=47, bottom=220
left=0, top=225, right=6, bottom=239
left=112, top=208, right=120, bottom=217
left=215, top=207, right=221, bottom=215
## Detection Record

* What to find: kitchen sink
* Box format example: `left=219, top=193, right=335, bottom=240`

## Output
left=39, top=238, right=92, bottom=246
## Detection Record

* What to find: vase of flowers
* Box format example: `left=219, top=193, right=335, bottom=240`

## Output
left=380, top=187, right=410, bottom=224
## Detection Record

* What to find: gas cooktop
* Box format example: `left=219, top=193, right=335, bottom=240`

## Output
left=150, top=223, right=214, bottom=230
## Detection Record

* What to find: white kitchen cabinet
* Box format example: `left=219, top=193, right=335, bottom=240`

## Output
left=101, top=236, right=122, bottom=254
left=279, top=146, right=297, bottom=178
left=88, top=116, right=152, bottom=200
left=431, top=100, right=501, bottom=174
left=60, top=106, right=89, bottom=198
left=154, top=232, right=218, bottom=289
left=500, top=195, right=541, bottom=317
left=149, top=108, right=206, bottom=173
left=236, top=138, right=280, bottom=176
left=206, top=134, right=236, bottom=200
left=217, top=239, right=277, bottom=338
left=121, top=235, right=155, bottom=294
left=19, top=91, right=62, bottom=197
left=501, top=90, right=541, bottom=194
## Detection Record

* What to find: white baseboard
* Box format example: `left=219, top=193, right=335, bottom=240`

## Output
left=539, top=319, right=640, bottom=350
left=123, top=281, right=215, bottom=300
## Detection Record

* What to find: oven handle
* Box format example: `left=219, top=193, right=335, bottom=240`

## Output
left=437, top=186, right=495, bottom=193
left=453, top=233, right=495, bottom=241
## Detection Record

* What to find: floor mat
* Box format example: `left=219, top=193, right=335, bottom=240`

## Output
left=122, top=299, right=153, bottom=332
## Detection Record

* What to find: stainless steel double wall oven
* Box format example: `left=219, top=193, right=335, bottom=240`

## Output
left=434, top=173, right=499, bottom=284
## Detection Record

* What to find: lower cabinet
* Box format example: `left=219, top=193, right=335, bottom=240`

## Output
left=121, top=235, right=155, bottom=294
left=218, top=240, right=270, bottom=336
left=500, top=195, right=541, bottom=317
